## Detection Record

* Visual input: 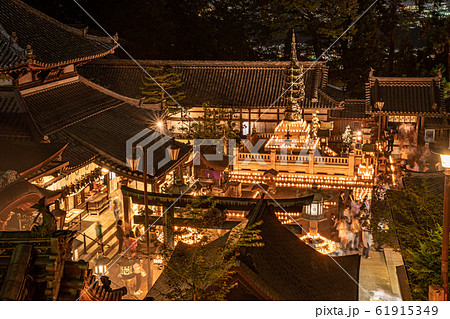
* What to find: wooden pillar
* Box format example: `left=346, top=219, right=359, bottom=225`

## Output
left=104, top=173, right=110, bottom=199
left=270, top=149, right=276, bottom=167
left=248, top=108, right=252, bottom=132
left=81, top=188, right=85, bottom=204
left=122, top=179, right=133, bottom=233
left=64, top=197, right=69, bottom=211
left=258, top=107, right=261, bottom=132
left=377, top=114, right=382, bottom=141
left=239, top=107, right=243, bottom=133
left=73, top=194, right=78, bottom=208
left=418, top=116, right=425, bottom=145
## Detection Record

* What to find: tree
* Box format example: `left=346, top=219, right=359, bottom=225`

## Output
left=310, top=111, right=320, bottom=139
left=181, top=103, right=241, bottom=140
left=151, top=197, right=263, bottom=300
left=140, top=66, right=186, bottom=113
left=342, top=125, right=352, bottom=152
left=431, top=64, right=450, bottom=99
left=406, top=226, right=449, bottom=299
left=370, top=178, right=447, bottom=300
left=262, top=0, right=359, bottom=59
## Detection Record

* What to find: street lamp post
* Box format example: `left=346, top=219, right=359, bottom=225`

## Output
left=131, top=146, right=150, bottom=254
left=131, top=145, right=151, bottom=292
left=440, top=152, right=450, bottom=300
left=142, top=147, right=150, bottom=258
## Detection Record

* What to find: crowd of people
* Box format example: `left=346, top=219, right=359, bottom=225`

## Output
left=330, top=190, right=374, bottom=258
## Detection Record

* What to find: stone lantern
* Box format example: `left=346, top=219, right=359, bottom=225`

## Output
left=118, top=258, right=136, bottom=293
left=93, top=253, right=110, bottom=277
left=299, top=183, right=332, bottom=236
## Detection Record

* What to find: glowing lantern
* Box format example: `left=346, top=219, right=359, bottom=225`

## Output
left=118, top=258, right=135, bottom=280
left=94, top=253, right=110, bottom=277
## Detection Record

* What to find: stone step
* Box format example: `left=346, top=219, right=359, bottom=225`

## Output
left=84, top=228, right=118, bottom=262
left=77, top=222, right=116, bottom=261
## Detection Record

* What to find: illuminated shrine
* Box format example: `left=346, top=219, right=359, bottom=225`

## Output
left=266, top=117, right=318, bottom=151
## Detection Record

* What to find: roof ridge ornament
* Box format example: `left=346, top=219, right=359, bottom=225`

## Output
left=290, top=29, right=299, bottom=65
left=23, top=44, right=35, bottom=60
left=10, top=31, right=18, bottom=44
left=82, top=26, right=89, bottom=37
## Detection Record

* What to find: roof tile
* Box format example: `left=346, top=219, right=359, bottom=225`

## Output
left=0, top=0, right=117, bottom=70
left=79, top=59, right=339, bottom=109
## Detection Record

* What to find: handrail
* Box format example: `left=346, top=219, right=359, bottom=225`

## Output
left=77, top=231, right=110, bottom=254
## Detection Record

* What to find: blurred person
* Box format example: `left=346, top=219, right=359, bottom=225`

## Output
left=112, top=197, right=121, bottom=221
left=338, top=191, right=346, bottom=220
left=362, top=228, right=374, bottom=259
left=351, top=217, right=362, bottom=250
left=116, top=220, right=124, bottom=254
left=337, top=219, right=349, bottom=249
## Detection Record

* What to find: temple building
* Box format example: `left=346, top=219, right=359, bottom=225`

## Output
left=365, top=72, right=448, bottom=152
left=0, top=0, right=449, bottom=301
left=0, top=0, right=190, bottom=255
left=78, top=33, right=343, bottom=135
left=77, top=28, right=449, bottom=154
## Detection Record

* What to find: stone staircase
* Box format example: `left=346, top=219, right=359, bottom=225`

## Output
left=76, top=221, right=118, bottom=262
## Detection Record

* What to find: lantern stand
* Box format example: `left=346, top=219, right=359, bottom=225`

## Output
left=93, top=252, right=110, bottom=278
left=51, top=200, right=66, bottom=230
left=118, top=258, right=136, bottom=294
left=298, top=183, right=332, bottom=236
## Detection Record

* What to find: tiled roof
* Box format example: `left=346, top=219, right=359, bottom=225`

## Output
left=240, top=197, right=360, bottom=300
left=402, top=171, right=445, bottom=198
left=321, top=84, right=346, bottom=102
left=0, top=230, right=97, bottom=300
left=79, top=59, right=339, bottom=109
left=23, top=79, right=126, bottom=135
left=22, top=78, right=190, bottom=175
left=330, top=99, right=367, bottom=120
left=0, top=139, right=65, bottom=174
left=0, top=86, right=40, bottom=140
left=366, top=77, right=445, bottom=116
left=0, top=29, right=21, bottom=68
left=0, top=180, right=60, bottom=218
left=0, top=0, right=117, bottom=71
left=47, top=130, right=98, bottom=170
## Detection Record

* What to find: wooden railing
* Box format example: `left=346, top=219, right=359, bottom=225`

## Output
left=238, top=152, right=349, bottom=165
left=235, top=151, right=355, bottom=176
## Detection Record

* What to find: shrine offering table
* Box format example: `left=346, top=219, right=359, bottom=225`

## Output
left=87, top=191, right=109, bottom=216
